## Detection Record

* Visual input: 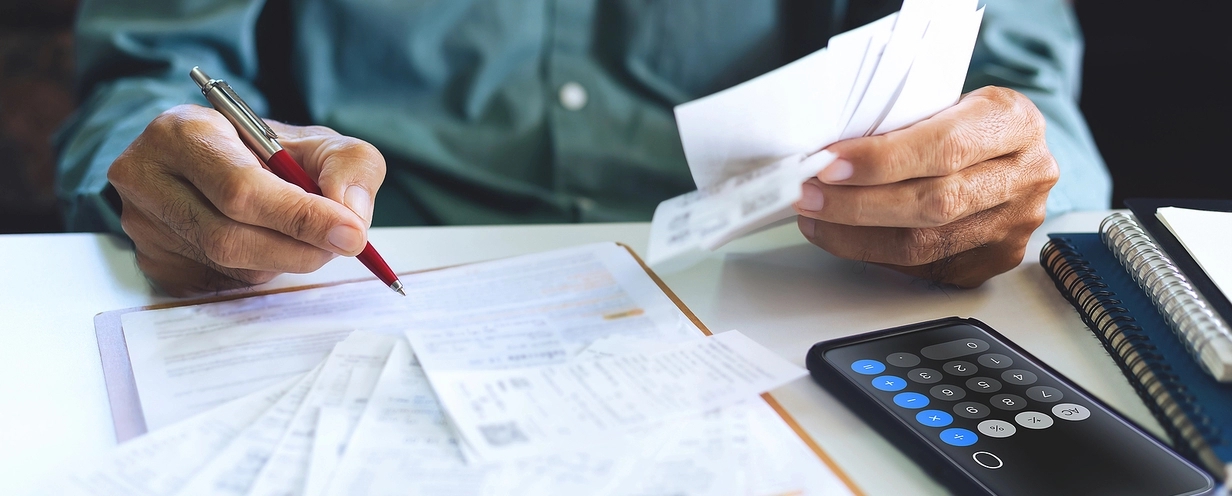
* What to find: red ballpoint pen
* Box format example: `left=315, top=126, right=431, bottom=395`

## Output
left=190, top=67, right=405, bottom=296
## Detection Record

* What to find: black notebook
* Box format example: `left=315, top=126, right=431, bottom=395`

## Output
left=1041, top=229, right=1232, bottom=480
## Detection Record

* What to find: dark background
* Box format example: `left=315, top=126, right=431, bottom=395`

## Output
left=1, top=1, right=1227, bottom=235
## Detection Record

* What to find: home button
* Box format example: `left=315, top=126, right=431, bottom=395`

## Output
left=972, top=451, right=1003, bottom=469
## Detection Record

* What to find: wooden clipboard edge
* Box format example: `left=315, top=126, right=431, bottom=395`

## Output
left=617, top=242, right=865, bottom=496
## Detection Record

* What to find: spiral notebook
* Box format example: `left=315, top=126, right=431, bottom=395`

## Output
left=1040, top=212, right=1232, bottom=480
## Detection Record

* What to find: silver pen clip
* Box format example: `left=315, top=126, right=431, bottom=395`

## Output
left=190, top=66, right=282, bottom=159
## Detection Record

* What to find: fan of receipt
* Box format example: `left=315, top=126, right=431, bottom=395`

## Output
left=647, top=0, right=985, bottom=271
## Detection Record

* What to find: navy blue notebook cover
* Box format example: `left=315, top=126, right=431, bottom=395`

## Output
left=1041, top=232, right=1232, bottom=480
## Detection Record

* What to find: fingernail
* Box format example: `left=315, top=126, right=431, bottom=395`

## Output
left=798, top=183, right=824, bottom=211
left=819, top=159, right=853, bottom=183
left=800, top=150, right=838, bottom=175
left=328, top=225, right=365, bottom=254
left=344, top=185, right=372, bottom=222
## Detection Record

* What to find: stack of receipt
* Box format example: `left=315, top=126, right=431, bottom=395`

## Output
left=647, top=0, right=985, bottom=270
left=37, top=243, right=855, bottom=496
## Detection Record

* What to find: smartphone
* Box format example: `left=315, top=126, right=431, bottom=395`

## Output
left=806, top=316, right=1215, bottom=496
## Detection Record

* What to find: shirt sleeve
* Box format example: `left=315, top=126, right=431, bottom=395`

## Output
left=55, top=0, right=270, bottom=233
left=965, top=0, right=1111, bottom=216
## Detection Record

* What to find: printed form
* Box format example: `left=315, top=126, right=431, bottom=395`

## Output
left=121, top=243, right=701, bottom=429
left=410, top=330, right=808, bottom=461
left=82, top=243, right=858, bottom=495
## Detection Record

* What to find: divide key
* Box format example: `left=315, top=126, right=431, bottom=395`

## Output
left=921, top=338, right=990, bottom=360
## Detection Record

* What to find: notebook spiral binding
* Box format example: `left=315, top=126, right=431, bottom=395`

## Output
left=1100, top=212, right=1232, bottom=380
left=1040, top=237, right=1214, bottom=468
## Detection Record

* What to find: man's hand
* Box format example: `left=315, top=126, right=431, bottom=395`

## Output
left=108, top=104, right=387, bottom=296
left=794, top=86, right=1058, bottom=287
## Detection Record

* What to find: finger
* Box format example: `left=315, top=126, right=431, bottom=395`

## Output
left=874, top=238, right=1026, bottom=288
left=120, top=174, right=339, bottom=274
left=821, top=86, right=1045, bottom=186
left=123, top=207, right=278, bottom=296
left=796, top=157, right=1020, bottom=228
left=274, top=126, right=386, bottom=227
left=139, top=107, right=369, bottom=256
left=795, top=207, right=1009, bottom=268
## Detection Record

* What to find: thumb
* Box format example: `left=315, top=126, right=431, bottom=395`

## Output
left=273, top=124, right=387, bottom=227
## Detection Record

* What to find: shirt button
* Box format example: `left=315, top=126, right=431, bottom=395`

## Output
left=558, top=82, right=588, bottom=111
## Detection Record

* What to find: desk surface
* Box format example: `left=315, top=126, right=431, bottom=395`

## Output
left=0, top=210, right=1155, bottom=495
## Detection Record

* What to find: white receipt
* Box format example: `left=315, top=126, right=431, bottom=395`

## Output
left=245, top=332, right=396, bottom=496
left=648, top=0, right=985, bottom=269
left=175, top=365, right=323, bottom=496
left=413, top=330, right=808, bottom=462
left=33, top=375, right=300, bottom=496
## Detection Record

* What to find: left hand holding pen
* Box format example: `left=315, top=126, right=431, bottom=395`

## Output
left=793, top=86, right=1059, bottom=287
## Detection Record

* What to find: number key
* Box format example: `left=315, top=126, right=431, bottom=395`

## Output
left=954, top=401, right=990, bottom=419
left=929, top=384, right=967, bottom=401
left=991, top=393, right=1027, bottom=411
left=908, top=368, right=942, bottom=384
left=943, top=361, right=978, bottom=377
left=965, top=377, right=1002, bottom=393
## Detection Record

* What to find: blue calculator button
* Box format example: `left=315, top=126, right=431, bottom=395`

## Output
left=940, top=428, right=978, bottom=447
left=852, top=359, right=886, bottom=375
left=872, top=375, right=907, bottom=391
left=894, top=392, right=930, bottom=409
left=916, top=409, right=953, bottom=427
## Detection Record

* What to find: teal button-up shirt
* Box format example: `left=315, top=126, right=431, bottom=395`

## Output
left=56, top=0, right=1110, bottom=233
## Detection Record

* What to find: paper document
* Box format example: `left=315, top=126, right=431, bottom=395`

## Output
left=34, top=375, right=301, bottom=496
left=71, top=243, right=859, bottom=495
left=411, top=330, right=808, bottom=462
left=121, top=243, right=701, bottom=429
left=1158, top=207, right=1232, bottom=300
left=176, top=366, right=324, bottom=496
left=648, top=0, right=984, bottom=269
left=245, top=332, right=395, bottom=496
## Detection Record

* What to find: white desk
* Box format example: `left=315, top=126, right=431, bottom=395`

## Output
left=0, top=210, right=1157, bottom=495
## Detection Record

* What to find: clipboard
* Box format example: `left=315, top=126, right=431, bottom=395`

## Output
left=94, top=243, right=863, bottom=494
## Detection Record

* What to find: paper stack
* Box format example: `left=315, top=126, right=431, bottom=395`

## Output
left=38, top=330, right=822, bottom=496
left=39, top=243, right=856, bottom=496
left=647, top=0, right=985, bottom=270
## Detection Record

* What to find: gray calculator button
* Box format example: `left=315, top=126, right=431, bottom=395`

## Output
left=908, top=368, right=943, bottom=384
left=1026, top=386, right=1063, bottom=403
left=886, top=352, right=921, bottom=368
left=991, top=394, right=1026, bottom=411
left=943, top=361, right=978, bottom=377
left=1001, top=369, right=1038, bottom=385
left=1014, top=411, right=1054, bottom=430
left=930, top=384, right=967, bottom=401
left=977, top=419, right=1017, bottom=438
left=1052, top=403, right=1091, bottom=421
left=955, top=401, right=990, bottom=419
left=921, top=338, right=990, bottom=360
left=926, top=337, right=990, bottom=361
left=977, top=353, right=1013, bottom=369
left=965, top=377, right=1002, bottom=394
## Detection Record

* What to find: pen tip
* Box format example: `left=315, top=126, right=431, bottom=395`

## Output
left=389, top=280, right=406, bottom=296
left=397, top=288, right=407, bottom=297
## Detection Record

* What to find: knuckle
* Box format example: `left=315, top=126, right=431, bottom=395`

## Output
left=201, top=224, right=247, bottom=268
left=918, top=180, right=966, bottom=226
left=282, top=195, right=330, bottom=242
left=152, top=105, right=226, bottom=139
left=898, top=228, right=943, bottom=266
left=215, top=172, right=258, bottom=218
